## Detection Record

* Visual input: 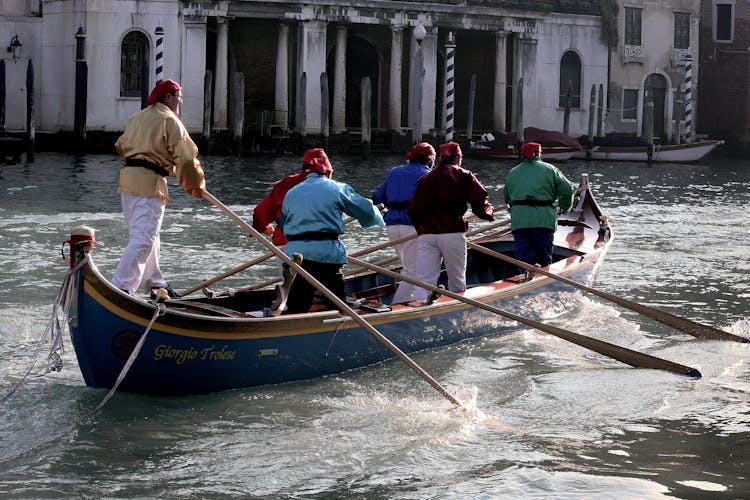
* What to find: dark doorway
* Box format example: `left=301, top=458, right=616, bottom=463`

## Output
left=644, top=73, right=667, bottom=139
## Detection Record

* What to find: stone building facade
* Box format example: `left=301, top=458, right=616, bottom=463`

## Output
left=697, top=0, right=750, bottom=150
left=606, top=0, right=701, bottom=143
left=1, top=0, right=610, bottom=149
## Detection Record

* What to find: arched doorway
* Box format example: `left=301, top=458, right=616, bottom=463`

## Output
left=327, top=36, right=379, bottom=129
left=644, top=73, right=667, bottom=139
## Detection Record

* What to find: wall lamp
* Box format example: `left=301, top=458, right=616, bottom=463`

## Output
left=7, top=35, right=22, bottom=60
left=413, top=22, right=427, bottom=44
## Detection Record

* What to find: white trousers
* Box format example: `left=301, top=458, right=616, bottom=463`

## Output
left=111, top=194, right=166, bottom=293
left=412, top=232, right=467, bottom=301
left=387, top=225, right=419, bottom=304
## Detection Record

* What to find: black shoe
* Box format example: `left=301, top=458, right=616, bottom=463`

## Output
left=164, top=284, right=181, bottom=299
left=425, top=285, right=445, bottom=305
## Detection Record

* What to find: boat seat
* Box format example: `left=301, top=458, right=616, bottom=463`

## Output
left=350, top=282, right=397, bottom=300
left=166, top=300, right=249, bottom=318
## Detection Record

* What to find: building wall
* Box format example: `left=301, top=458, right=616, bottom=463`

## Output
left=698, top=0, right=750, bottom=146
left=2, top=0, right=609, bottom=140
left=607, top=0, right=701, bottom=142
left=1, top=3, right=42, bottom=133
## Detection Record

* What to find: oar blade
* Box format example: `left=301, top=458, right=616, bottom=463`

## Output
left=466, top=242, right=749, bottom=344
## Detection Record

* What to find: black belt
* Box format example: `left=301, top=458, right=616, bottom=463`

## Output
left=286, top=231, right=340, bottom=241
left=124, top=158, right=170, bottom=177
left=511, top=199, right=553, bottom=206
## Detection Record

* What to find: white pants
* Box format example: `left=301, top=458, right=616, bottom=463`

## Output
left=387, top=225, right=419, bottom=304
left=112, top=194, right=166, bottom=293
left=412, top=232, right=467, bottom=301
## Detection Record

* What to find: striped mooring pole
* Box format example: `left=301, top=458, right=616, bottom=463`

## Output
left=683, top=54, right=692, bottom=141
left=154, top=26, right=164, bottom=83
left=444, top=31, right=456, bottom=142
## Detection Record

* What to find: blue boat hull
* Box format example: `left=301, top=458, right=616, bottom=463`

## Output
left=68, top=178, right=611, bottom=395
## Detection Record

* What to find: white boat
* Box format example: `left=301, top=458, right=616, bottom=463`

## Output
left=573, top=140, right=725, bottom=163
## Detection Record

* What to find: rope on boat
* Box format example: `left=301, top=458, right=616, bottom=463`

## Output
left=0, top=257, right=88, bottom=404
left=323, top=321, right=346, bottom=358
left=78, top=303, right=165, bottom=419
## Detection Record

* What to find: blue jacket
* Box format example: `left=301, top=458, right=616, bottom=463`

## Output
left=280, top=173, right=385, bottom=264
left=372, top=161, right=430, bottom=226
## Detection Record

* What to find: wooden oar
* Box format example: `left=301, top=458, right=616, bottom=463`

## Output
left=244, top=210, right=511, bottom=292
left=466, top=242, right=749, bottom=344
left=179, top=212, right=369, bottom=297
left=344, top=220, right=512, bottom=277
left=347, top=255, right=702, bottom=378
left=179, top=252, right=274, bottom=297
left=202, top=190, right=467, bottom=407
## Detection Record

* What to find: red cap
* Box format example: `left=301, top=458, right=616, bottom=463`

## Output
left=439, top=141, right=462, bottom=158
left=302, top=148, right=333, bottom=175
left=406, top=142, right=436, bottom=161
left=521, top=142, right=542, bottom=159
left=147, top=79, right=181, bottom=106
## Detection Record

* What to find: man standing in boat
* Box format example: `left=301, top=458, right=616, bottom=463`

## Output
left=372, top=142, right=435, bottom=304
left=504, top=142, right=573, bottom=278
left=252, top=149, right=323, bottom=273
left=278, top=148, right=385, bottom=314
left=112, top=79, right=206, bottom=299
left=407, top=141, right=495, bottom=303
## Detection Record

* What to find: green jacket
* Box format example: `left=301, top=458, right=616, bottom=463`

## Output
left=503, top=158, right=574, bottom=231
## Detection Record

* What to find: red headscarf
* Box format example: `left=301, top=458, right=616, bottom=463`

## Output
left=147, top=79, right=181, bottom=106
left=521, top=142, right=542, bottom=160
left=406, top=142, right=436, bottom=161
left=301, top=148, right=333, bottom=175
left=439, top=141, right=462, bottom=158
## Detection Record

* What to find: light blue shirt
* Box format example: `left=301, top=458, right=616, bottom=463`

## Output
left=279, top=173, right=385, bottom=264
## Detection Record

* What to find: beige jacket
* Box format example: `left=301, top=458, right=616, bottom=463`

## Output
left=115, top=103, right=205, bottom=204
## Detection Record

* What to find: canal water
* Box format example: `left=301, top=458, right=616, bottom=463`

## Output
left=1, top=152, right=748, bottom=498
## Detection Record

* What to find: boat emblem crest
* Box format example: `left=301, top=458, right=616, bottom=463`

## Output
left=111, top=329, right=142, bottom=360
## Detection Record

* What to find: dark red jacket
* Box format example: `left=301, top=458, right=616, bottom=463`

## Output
left=252, top=171, right=309, bottom=245
left=408, top=162, right=494, bottom=234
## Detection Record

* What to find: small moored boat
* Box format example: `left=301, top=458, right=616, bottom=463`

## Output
left=65, top=175, right=612, bottom=395
left=573, top=138, right=724, bottom=163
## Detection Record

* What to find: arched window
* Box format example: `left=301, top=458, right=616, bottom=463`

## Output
left=120, top=31, right=149, bottom=97
left=559, top=51, right=581, bottom=108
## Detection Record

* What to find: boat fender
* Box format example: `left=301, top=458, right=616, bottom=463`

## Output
left=62, top=225, right=102, bottom=268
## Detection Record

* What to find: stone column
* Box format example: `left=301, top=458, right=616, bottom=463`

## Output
left=332, top=25, right=347, bottom=132
left=275, top=23, right=289, bottom=129
left=421, top=27, right=438, bottom=138
left=493, top=31, right=507, bottom=132
left=182, top=16, right=208, bottom=132
left=213, top=17, right=229, bottom=130
left=515, top=35, right=538, bottom=135
left=388, top=27, right=403, bottom=132
left=296, top=20, right=328, bottom=134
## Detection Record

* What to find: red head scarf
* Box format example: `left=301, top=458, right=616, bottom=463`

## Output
left=406, top=142, right=436, bottom=161
left=301, top=148, right=333, bottom=175
left=439, top=141, right=462, bottom=158
left=147, top=79, right=181, bottom=106
left=521, top=142, right=542, bottom=160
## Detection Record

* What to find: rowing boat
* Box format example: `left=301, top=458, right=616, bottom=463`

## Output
left=64, top=174, right=612, bottom=395
left=573, top=139, right=725, bottom=162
